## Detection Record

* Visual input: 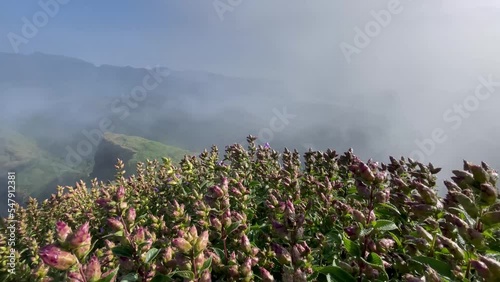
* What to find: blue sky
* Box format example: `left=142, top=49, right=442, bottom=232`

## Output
left=0, top=0, right=499, bottom=83
left=0, top=1, right=264, bottom=76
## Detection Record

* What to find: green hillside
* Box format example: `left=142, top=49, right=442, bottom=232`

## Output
left=103, top=132, right=192, bottom=165
left=0, top=126, right=89, bottom=199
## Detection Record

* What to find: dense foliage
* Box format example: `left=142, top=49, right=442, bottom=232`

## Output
left=1, top=136, right=500, bottom=281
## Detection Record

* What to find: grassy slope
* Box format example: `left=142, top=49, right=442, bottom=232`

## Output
left=0, top=126, right=88, bottom=198
left=103, top=132, right=193, bottom=167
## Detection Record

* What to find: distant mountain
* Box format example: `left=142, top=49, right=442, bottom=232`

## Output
left=0, top=51, right=403, bottom=203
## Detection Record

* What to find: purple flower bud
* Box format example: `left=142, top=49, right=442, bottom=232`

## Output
left=133, top=227, right=146, bottom=243
left=188, top=225, right=198, bottom=240
left=479, top=255, right=500, bottom=277
left=195, top=231, right=209, bottom=254
left=470, top=260, right=492, bottom=280
left=95, top=198, right=110, bottom=208
left=359, top=162, right=375, bottom=182
left=84, top=255, right=102, bottom=281
left=272, top=244, right=291, bottom=265
left=107, top=217, right=124, bottom=231
left=356, top=182, right=371, bottom=199
left=377, top=238, right=395, bottom=252
left=199, top=270, right=211, bottom=282
left=351, top=210, right=366, bottom=223
left=260, top=267, right=275, bottom=282
left=39, top=245, right=77, bottom=271
left=470, top=164, right=489, bottom=183
left=438, top=235, right=465, bottom=260
left=210, top=217, right=222, bottom=231
left=344, top=225, right=360, bottom=240
left=241, top=234, right=251, bottom=253
left=221, top=177, right=229, bottom=192
left=126, top=208, right=136, bottom=225
left=285, top=200, right=295, bottom=215
left=116, top=186, right=125, bottom=201
left=67, top=222, right=91, bottom=249
left=240, top=258, right=252, bottom=277
left=479, top=183, right=498, bottom=205
left=172, top=238, right=192, bottom=253
left=375, top=189, right=390, bottom=203
left=68, top=271, right=84, bottom=281
left=272, top=220, right=288, bottom=238
left=209, top=185, right=224, bottom=198
left=56, top=221, right=72, bottom=243
left=291, top=245, right=301, bottom=266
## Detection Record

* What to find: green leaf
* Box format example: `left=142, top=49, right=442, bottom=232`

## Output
left=377, top=202, right=401, bottom=215
left=359, top=227, right=373, bottom=237
left=120, top=273, right=139, bottom=282
left=363, top=254, right=389, bottom=281
left=412, top=256, right=453, bottom=278
left=102, top=230, right=124, bottom=238
left=200, top=256, right=213, bottom=273
left=367, top=252, right=383, bottom=266
left=372, top=220, right=398, bottom=231
left=388, top=231, right=403, bottom=249
left=342, top=234, right=361, bottom=257
left=112, top=245, right=134, bottom=258
left=145, top=248, right=160, bottom=263
left=97, top=267, right=120, bottom=282
left=313, top=266, right=356, bottom=282
left=172, top=270, right=195, bottom=280
left=225, top=221, right=241, bottom=236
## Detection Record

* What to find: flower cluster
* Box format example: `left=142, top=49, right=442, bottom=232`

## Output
left=1, top=136, right=499, bottom=281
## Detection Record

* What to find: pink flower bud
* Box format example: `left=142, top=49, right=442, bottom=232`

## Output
left=377, top=238, right=395, bottom=252
left=172, top=238, right=192, bottom=253
left=68, top=271, right=84, bottom=281
left=259, top=267, right=275, bottom=282
left=39, top=245, right=77, bottom=271
left=68, top=222, right=91, bottom=249
left=479, top=255, right=500, bottom=277
left=107, top=218, right=124, bottom=231
left=470, top=164, right=489, bottom=183
left=56, top=221, right=72, bottom=243
left=470, top=260, right=492, bottom=280
left=272, top=244, right=291, bottom=265
left=479, top=183, right=498, bottom=205
left=84, top=255, right=102, bottom=281
left=359, top=162, right=375, bottom=182
left=209, top=185, right=224, bottom=198
left=126, top=208, right=136, bottom=225
left=351, top=210, right=365, bottom=223
left=240, top=234, right=251, bottom=253
left=194, top=231, right=209, bottom=254
left=199, top=270, right=211, bottom=282
left=239, top=258, right=252, bottom=277
left=133, top=227, right=146, bottom=243
left=210, top=217, right=222, bottom=231
left=116, top=186, right=125, bottom=201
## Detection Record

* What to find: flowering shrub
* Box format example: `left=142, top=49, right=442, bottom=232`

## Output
left=1, top=136, right=500, bottom=281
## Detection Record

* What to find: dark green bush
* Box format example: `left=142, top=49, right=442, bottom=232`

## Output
left=1, top=136, right=500, bottom=281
